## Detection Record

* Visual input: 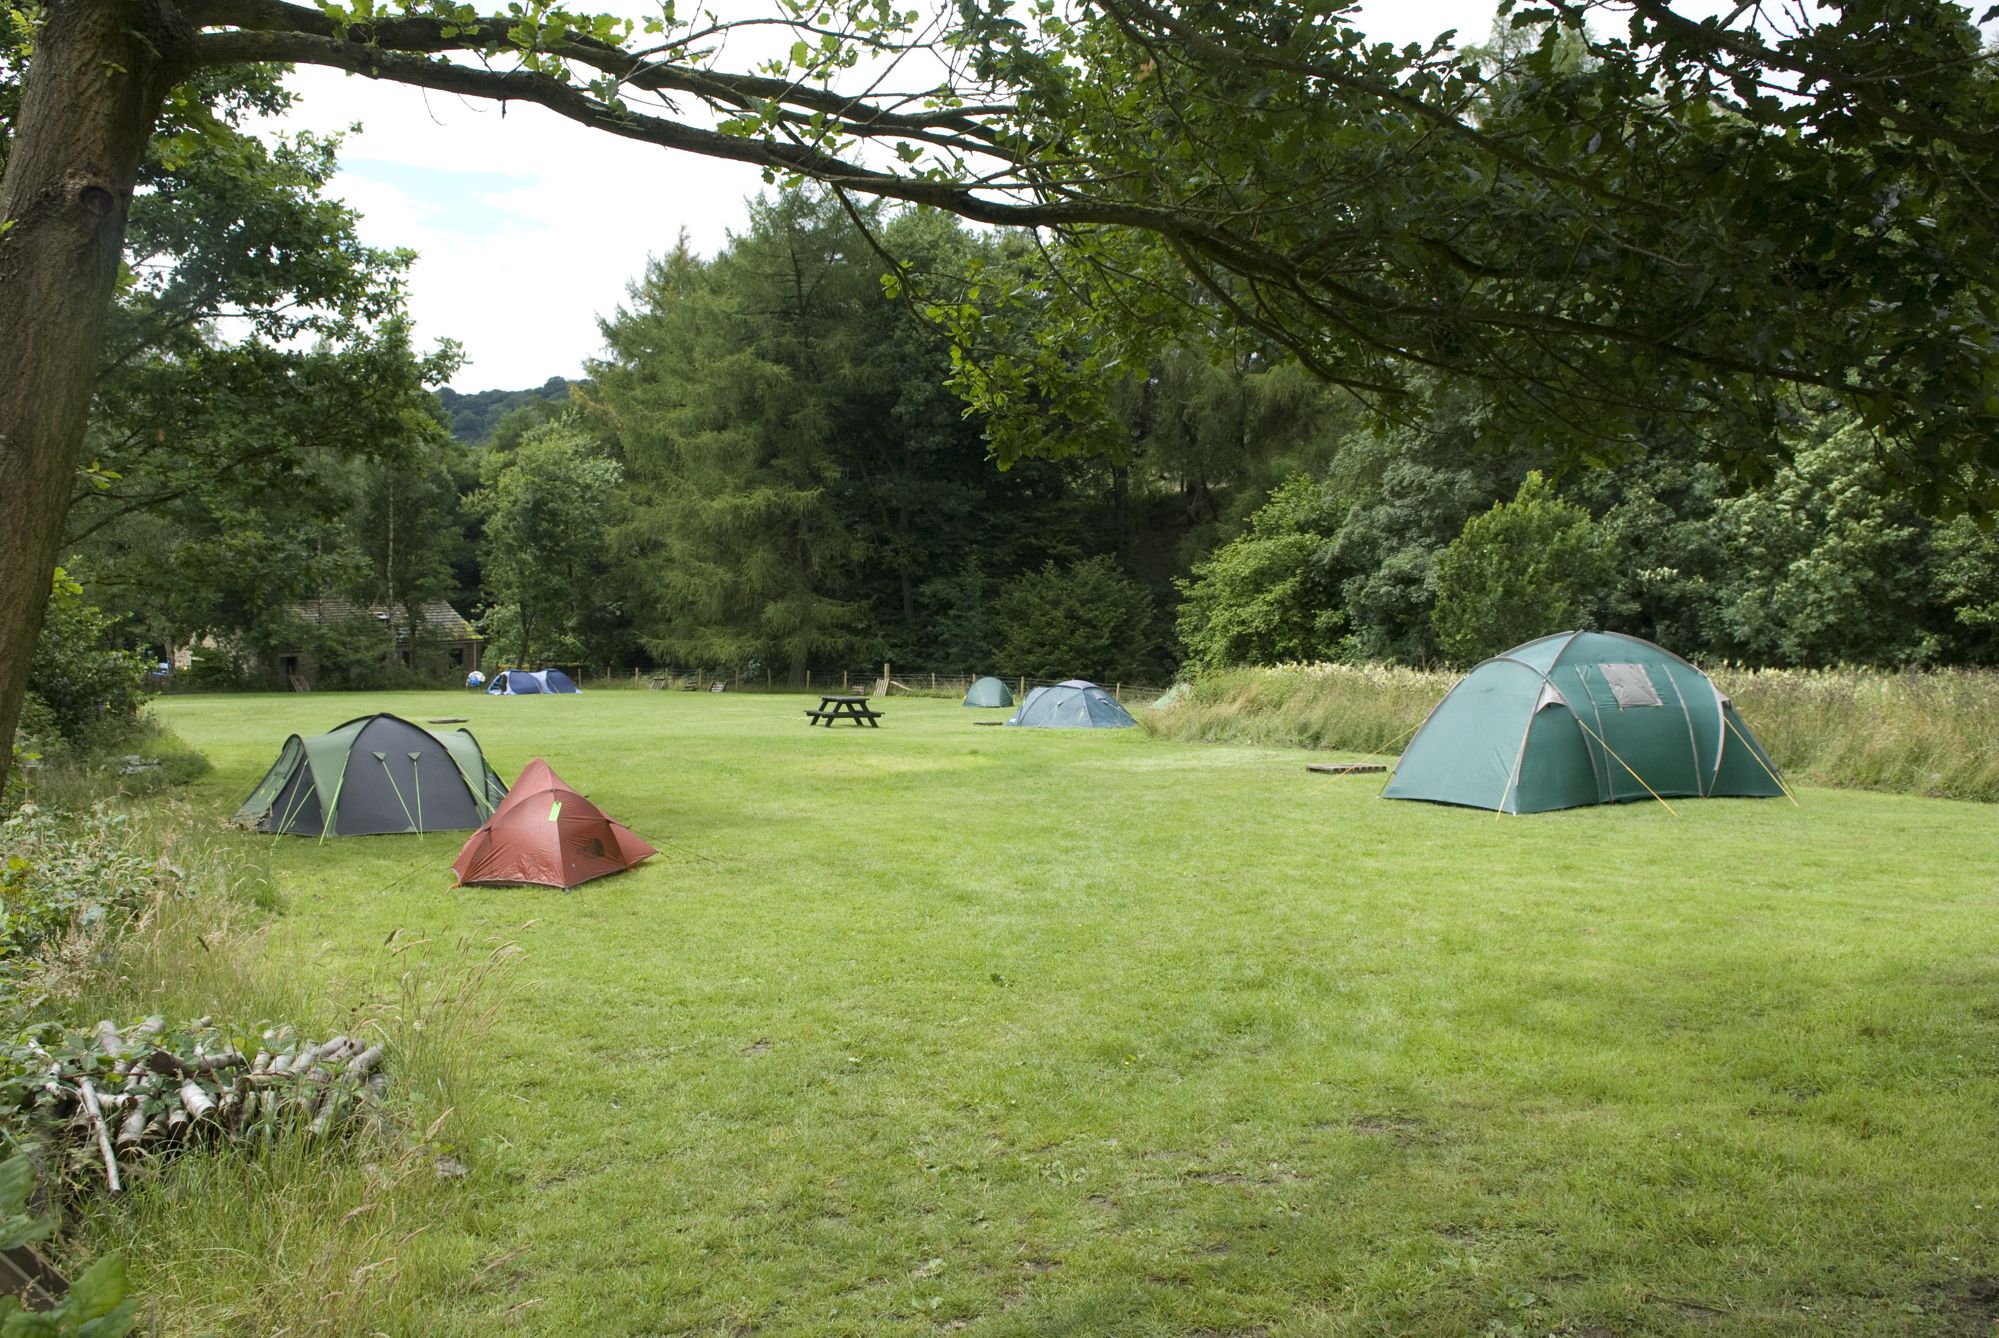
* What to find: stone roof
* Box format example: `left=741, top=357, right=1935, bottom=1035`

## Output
left=287, top=599, right=479, bottom=641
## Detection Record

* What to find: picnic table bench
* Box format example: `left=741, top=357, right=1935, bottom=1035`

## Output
left=805, top=694, right=882, bottom=727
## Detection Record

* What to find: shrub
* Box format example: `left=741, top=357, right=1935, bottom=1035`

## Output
left=1175, top=478, right=1341, bottom=671
left=992, top=556, right=1161, bottom=682
left=1430, top=472, right=1618, bottom=666
left=23, top=571, right=150, bottom=752
left=0, top=804, right=175, bottom=1003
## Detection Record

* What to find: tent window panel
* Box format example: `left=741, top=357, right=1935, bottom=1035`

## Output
left=1600, top=663, right=1664, bottom=708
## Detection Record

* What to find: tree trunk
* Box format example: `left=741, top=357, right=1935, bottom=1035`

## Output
left=0, top=1, right=183, bottom=794
left=898, top=440, right=915, bottom=625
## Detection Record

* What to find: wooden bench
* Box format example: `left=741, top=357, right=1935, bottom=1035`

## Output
left=806, top=694, right=883, bottom=727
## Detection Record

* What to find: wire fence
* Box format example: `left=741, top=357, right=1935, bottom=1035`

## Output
left=600, top=665, right=1173, bottom=707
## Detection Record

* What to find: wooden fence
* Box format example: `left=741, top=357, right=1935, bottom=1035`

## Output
left=615, top=665, right=1171, bottom=706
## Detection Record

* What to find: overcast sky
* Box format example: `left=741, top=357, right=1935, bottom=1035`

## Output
left=265, top=2, right=1519, bottom=391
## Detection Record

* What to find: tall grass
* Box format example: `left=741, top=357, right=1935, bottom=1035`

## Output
left=15, top=784, right=514, bottom=1334
left=1146, top=662, right=1999, bottom=802
left=1714, top=666, right=1999, bottom=802
left=1140, top=663, right=1448, bottom=756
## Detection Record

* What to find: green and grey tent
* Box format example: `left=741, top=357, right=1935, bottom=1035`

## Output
left=1383, top=631, right=1786, bottom=813
left=963, top=676, right=1014, bottom=708
left=1006, top=679, right=1136, bottom=729
left=233, top=713, right=508, bottom=837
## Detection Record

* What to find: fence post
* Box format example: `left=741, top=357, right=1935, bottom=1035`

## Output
left=734, top=667, right=741, bottom=690
left=842, top=669, right=848, bottom=691
left=1115, top=681, right=1122, bottom=701
left=1018, top=675, right=1026, bottom=698
left=931, top=672, right=936, bottom=691
left=766, top=667, right=772, bottom=689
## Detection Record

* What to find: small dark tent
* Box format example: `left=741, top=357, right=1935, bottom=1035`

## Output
left=452, top=759, right=656, bottom=889
left=1006, top=679, right=1136, bottom=729
left=1383, top=631, right=1787, bottom=813
left=487, top=668, right=580, bottom=695
left=234, top=714, right=508, bottom=837
left=963, top=676, right=1014, bottom=708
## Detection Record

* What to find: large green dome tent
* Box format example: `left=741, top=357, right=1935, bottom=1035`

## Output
left=234, top=713, right=509, bottom=837
left=1005, top=680, right=1136, bottom=729
left=1382, top=632, right=1786, bottom=813
left=963, top=676, right=1014, bottom=708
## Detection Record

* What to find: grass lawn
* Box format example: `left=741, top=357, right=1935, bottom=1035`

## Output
left=114, top=689, right=1999, bottom=1335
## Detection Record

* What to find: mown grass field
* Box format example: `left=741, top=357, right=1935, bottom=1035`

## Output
left=113, top=689, right=1999, bottom=1335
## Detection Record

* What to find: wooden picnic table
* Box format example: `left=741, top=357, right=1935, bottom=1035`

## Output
left=805, top=694, right=883, bottom=727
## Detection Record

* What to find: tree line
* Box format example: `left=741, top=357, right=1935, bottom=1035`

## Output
left=49, top=175, right=1999, bottom=699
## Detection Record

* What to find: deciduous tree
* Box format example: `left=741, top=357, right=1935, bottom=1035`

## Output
left=1431, top=471, right=1619, bottom=664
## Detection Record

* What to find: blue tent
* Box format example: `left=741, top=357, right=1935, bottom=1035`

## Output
left=487, top=668, right=581, bottom=695
left=1005, top=679, right=1135, bottom=729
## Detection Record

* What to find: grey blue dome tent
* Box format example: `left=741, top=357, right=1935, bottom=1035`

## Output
left=487, top=668, right=580, bottom=695
left=963, top=676, right=1014, bottom=708
left=1005, top=679, right=1136, bottom=729
left=233, top=714, right=508, bottom=837
left=1382, top=631, right=1786, bottom=813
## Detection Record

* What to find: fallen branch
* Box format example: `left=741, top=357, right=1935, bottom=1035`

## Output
left=75, top=1079, right=120, bottom=1193
left=2, top=1017, right=395, bottom=1193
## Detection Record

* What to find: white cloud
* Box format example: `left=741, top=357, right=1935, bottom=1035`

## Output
left=267, top=2, right=1511, bottom=390
left=272, top=65, right=770, bottom=388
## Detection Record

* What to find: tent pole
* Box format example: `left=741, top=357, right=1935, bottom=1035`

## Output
left=1723, top=712, right=1802, bottom=807
left=411, top=753, right=425, bottom=836
left=375, top=755, right=420, bottom=834
left=1568, top=716, right=1681, bottom=817
left=1493, top=710, right=1538, bottom=818
left=1372, top=713, right=1434, bottom=798
left=318, top=763, right=354, bottom=844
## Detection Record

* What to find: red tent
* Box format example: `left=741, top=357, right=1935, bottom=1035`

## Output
left=451, top=759, right=657, bottom=889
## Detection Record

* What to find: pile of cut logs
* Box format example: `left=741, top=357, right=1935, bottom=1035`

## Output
left=6, top=1017, right=390, bottom=1192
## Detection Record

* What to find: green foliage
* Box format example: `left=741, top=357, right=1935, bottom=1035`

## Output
left=591, top=194, right=1340, bottom=678
left=468, top=420, right=621, bottom=667
left=1711, top=413, right=1950, bottom=667
left=1318, top=393, right=1545, bottom=665
left=913, top=564, right=997, bottom=673
left=594, top=200, right=871, bottom=682
left=345, top=436, right=476, bottom=653
left=295, top=616, right=423, bottom=693
left=52, top=58, right=457, bottom=667
left=1931, top=515, right=1999, bottom=652
left=0, top=1153, right=51, bottom=1252
left=0, top=805, right=171, bottom=1000
left=0, top=1158, right=136, bottom=1338
left=434, top=377, right=572, bottom=446
left=1430, top=472, right=1617, bottom=666
left=991, top=556, right=1160, bottom=682
left=23, top=573, right=149, bottom=754
left=926, top=3, right=1999, bottom=506
left=67, top=319, right=457, bottom=665
left=1175, top=478, right=1341, bottom=672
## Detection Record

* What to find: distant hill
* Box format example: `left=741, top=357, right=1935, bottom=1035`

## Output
left=436, top=376, right=574, bottom=445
